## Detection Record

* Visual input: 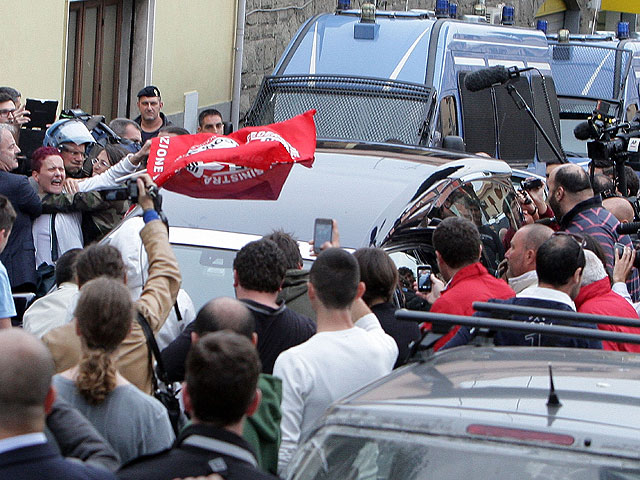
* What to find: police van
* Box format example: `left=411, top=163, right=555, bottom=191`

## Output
left=246, top=4, right=563, bottom=174
left=547, top=24, right=640, bottom=158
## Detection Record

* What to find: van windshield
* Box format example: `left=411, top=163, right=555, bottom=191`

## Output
left=289, top=427, right=640, bottom=480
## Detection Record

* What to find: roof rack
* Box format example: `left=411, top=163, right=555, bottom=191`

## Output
left=473, top=301, right=640, bottom=328
left=395, top=310, right=640, bottom=346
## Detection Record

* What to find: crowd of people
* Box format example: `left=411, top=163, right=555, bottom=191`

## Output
left=0, top=81, right=640, bottom=480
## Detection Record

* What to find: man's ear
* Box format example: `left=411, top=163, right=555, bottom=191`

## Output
left=44, top=386, right=56, bottom=415
left=251, top=332, right=258, bottom=347
left=355, top=281, right=366, bottom=301
left=574, top=266, right=583, bottom=284
left=74, top=319, right=82, bottom=337
left=233, top=270, right=239, bottom=288
left=191, top=331, right=199, bottom=345
left=307, top=282, right=316, bottom=301
left=246, top=388, right=262, bottom=418
left=182, top=383, right=192, bottom=415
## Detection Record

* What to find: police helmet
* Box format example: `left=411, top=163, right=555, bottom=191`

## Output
left=44, top=119, right=95, bottom=148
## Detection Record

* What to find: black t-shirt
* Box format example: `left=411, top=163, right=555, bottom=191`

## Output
left=371, top=302, right=421, bottom=368
left=241, top=299, right=316, bottom=374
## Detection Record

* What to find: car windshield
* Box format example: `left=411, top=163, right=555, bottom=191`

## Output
left=289, top=427, right=640, bottom=480
left=173, top=244, right=313, bottom=312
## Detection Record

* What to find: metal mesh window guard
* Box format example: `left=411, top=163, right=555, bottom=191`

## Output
left=245, top=75, right=434, bottom=145
left=550, top=43, right=632, bottom=104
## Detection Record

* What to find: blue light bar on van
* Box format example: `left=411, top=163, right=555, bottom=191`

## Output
left=536, top=19, right=548, bottom=33
left=435, top=0, right=449, bottom=18
left=501, top=5, right=514, bottom=25
left=449, top=3, right=457, bottom=18
left=618, top=21, right=630, bottom=39
left=337, top=0, right=350, bottom=10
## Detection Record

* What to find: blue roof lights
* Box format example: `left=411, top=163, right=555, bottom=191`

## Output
left=435, top=0, right=449, bottom=19
left=617, top=21, right=630, bottom=40
left=536, top=19, right=548, bottom=34
left=501, top=5, right=514, bottom=25
left=449, top=3, right=458, bottom=19
left=337, top=0, right=350, bottom=11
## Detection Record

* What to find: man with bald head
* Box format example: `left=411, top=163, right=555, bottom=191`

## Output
left=0, top=329, right=115, bottom=479
left=504, top=224, right=554, bottom=293
left=547, top=163, right=640, bottom=301
left=160, top=297, right=282, bottom=475
left=603, top=196, right=635, bottom=224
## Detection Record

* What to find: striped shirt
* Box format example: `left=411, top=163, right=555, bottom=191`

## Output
left=560, top=195, right=640, bottom=302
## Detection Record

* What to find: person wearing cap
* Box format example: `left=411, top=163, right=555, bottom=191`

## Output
left=134, top=86, right=172, bottom=143
left=43, top=119, right=95, bottom=179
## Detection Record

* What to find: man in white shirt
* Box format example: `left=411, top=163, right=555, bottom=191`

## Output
left=273, top=248, right=397, bottom=474
left=504, top=223, right=553, bottom=293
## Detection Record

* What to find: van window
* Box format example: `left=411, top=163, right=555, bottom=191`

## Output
left=439, top=96, right=458, bottom=139
left=458, top=72, right=497, bottom=156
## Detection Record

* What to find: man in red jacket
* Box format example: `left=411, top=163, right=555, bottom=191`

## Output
left=575, top=249, right=640, bottom=352
left=420, top=216, right=515, bottom=350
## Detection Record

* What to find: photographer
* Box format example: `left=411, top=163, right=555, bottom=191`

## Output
left=43, top=174, right=181, bottom=395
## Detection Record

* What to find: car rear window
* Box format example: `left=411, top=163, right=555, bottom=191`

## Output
left=289, top=426, right=640, bottom=480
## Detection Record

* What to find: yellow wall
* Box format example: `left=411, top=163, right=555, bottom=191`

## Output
left=602, top=0, right=640, bottom=14
left=535, top=0, right=567, bottom=17
left=0, top=1, right=68, bottom=103
left=152, top=0, right=236, bottom=114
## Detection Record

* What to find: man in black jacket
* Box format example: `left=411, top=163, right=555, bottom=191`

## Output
left=118, top=331, right=277, bottom=480
left=233, top=239, right=315, bottom=374
left=0, top=124, right=41, bottom=293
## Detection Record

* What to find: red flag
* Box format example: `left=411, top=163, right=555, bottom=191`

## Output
left=147, top=110, right=316, bottom=198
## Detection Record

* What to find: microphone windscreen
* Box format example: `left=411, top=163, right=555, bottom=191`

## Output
left=464, top=66, right=510, bottom=92
left=573, top=121, right=596, bottom=141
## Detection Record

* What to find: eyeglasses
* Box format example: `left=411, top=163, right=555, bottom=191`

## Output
left=0, top=108, right=15, bottom=117
left=91, top=158, right=110, bottom=169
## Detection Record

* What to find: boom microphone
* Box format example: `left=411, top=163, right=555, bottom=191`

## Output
left=573, top=121, right=598, bottom=141
left=616, top=221, right=640, bottom=235
left=464, top=65, right=535, bottom=92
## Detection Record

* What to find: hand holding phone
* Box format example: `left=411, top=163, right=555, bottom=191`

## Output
left=417, top=265, right=432, bottom=292
left=313, top=218, right=334, bottom=254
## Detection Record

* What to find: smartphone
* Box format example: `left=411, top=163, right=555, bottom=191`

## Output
left=313, top=218, right=333, bottom=254
left=417, top=265, right=432, bottom=292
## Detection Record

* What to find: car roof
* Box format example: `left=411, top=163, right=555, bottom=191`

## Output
left=159, top=142, right=511, bottom=248
left=322, top=346, right=640, bottom=458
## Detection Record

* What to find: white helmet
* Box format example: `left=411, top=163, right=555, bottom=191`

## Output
left=44, top=119, right=95, bottom=148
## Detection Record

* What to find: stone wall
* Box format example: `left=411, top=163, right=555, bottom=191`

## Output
left=239, top=0, right=593, bottom=121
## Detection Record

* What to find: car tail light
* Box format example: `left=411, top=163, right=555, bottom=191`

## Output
left=467, top=424, right=574, bottom=446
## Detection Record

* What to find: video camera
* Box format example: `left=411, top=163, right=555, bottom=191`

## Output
left=574, top=101, right=640, bottom=165
left=99, top=176, right=162, bottom=210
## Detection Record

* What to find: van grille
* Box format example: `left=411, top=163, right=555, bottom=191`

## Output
left=245, top=75, right=434, bottom=146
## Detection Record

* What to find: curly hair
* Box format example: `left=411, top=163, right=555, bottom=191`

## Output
left=74, top=277, right=133, bottom=405
left=233, top=239, right=286, bottom=292
left=432, top=216, right=481, bottom=268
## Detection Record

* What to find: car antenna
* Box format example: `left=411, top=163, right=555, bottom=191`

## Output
left=546, top=364, right=562, bottom=408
